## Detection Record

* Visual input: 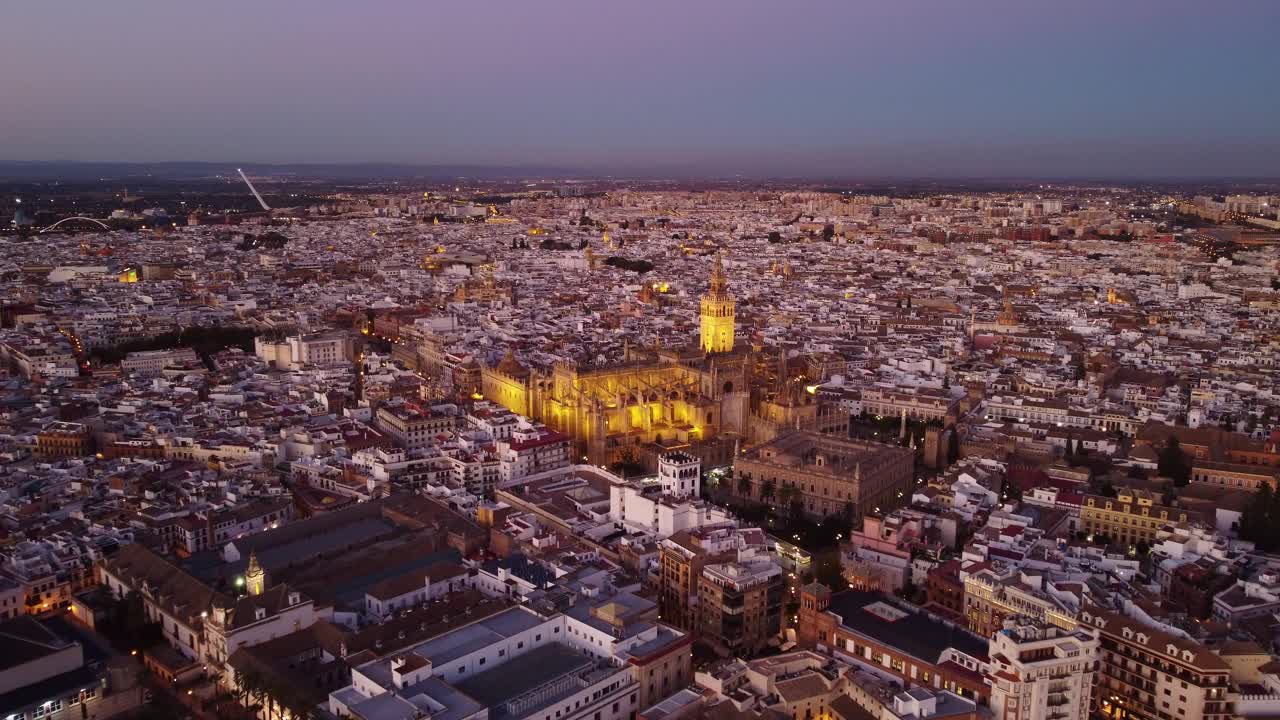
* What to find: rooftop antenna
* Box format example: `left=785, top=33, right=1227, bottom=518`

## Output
left=237, top=168, right=271, bottom=211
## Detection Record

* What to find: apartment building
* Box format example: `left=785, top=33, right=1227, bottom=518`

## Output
left=120, top=347, right=200, bottom=376
left=861, top=387, right=960, bottom=422
left=1084, top=607, right=1231, bottom=720
left=798, top=585, right=991, bottom=704
left=988, top=618, right=1098, bottom=720
left=657, top=527, right=770, bottom=632
left=963, top=567, right=1079, bottom=638
left=698, top=557, right=784, bottom=655
left=497, top=428, right=572, bottom=487
left=375, top=401, right=457, bottom=450
left=35, top=421, right=93, bottom=458
left=254, top=330, right=353, bottom=370
left=1079, top=488, right=1198, bottom=549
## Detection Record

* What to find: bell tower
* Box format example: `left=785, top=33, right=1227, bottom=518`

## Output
left=245, top=551, right=266, bottom=596
left=700, top=253, right=736, bottom=354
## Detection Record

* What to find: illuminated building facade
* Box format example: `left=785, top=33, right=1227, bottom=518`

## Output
left=700, top=252, right=735, bottom=354
left=482, top=257, right=755, bottom=468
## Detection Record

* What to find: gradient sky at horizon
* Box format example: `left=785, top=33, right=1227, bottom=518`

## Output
left=2, top=0, right=1278, bottom=177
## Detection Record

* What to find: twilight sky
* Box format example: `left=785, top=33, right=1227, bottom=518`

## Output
left=2, top=0, right=1278, bottom=178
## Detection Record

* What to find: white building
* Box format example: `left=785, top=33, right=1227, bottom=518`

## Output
left=987, top=618, right=1098, bottom=720
left=254, top=330, right=353, bottom=370
left=120, top=347, right=201, bottom=376
left=608, top=454, right=733, bottom=538
left=329, top=602, right=690, bottom=720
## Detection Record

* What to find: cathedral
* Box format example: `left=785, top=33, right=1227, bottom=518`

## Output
left=482, top=254, right=822, bottom=469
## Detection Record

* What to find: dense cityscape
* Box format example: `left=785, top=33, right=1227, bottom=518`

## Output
left=1, top=177, right=1279, bottom=720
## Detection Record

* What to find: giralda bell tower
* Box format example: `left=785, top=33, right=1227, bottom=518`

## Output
left=700, top=252, right=735, bottom=354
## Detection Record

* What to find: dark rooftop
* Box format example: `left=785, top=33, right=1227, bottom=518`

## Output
left=454, top=642, right=596, bottom=711
left=826, top=590, right=988, bottom=663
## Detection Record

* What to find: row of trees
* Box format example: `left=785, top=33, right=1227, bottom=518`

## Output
left=734, top=474, right=855, bottom=523
left=101, top=589, right=164, bottom=653
left=89, top=325, right=256, bottom=366
left=604, top=256, right=654, bottom=274
left=232, top=665, right=319, bottom=720
left=1239, top=482, right=1280, bottom=552
left=1157, top=437, right=1192, bottom=486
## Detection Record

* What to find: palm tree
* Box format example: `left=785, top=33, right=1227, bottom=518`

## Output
left=232, top=668, right=258, bottom=708
left=237, top=667, right=270, bottom=715
left=737, top=474, right=752, bottom=498
left=761, top=479, right=777, bottom=502
left=778, top=483, right=798, bottom=510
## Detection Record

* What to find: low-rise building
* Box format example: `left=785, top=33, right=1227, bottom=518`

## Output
left=735, top=432, right=914, bottom=520
left=798, top=585, right=991, bottom=704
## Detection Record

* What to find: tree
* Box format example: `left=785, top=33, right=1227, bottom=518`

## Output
left=1240, top=482, right=1280, bottom=552
left=899, top=579, right=919, bottom=602
left=604, top=256, right=654, bottom=274
left=234, top=667, right=264, bottom=709
left=778, top=483, right=798, bottom=508
left=1002, top=481, right=1023, bottom=504
left=737, top=474, right=752, bottom=498
left=1157, top=437, right=1191, bottom=486
left=761, top=479, right=777, bottom=502
left=610, top=448, right=644, bottom=478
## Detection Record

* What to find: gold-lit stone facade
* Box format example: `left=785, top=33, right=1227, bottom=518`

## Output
left=482, top=350, right=750, bottom=467
left=700, top=253, right=735, bottom=354
left=479, top=256, right=836, bottom=468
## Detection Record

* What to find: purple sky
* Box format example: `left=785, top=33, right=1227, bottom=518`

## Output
left=3, top=0, right=1278, bottom=177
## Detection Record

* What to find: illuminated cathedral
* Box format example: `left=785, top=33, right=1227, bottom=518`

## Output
left=482, top=254, right=822, bottom=469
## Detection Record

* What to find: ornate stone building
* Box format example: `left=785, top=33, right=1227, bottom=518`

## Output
left=700, top=253, right=735, bottom=354
left=481, top=255, right=817, bottom=468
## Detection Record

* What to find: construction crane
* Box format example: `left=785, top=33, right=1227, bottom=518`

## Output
left=237, top=168, right=271, bottom=211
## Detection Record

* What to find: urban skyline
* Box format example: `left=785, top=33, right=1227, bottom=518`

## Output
left=3, top=4, right=1280, bottom=720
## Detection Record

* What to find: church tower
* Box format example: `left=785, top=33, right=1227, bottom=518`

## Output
left=245, top=551, right=266, bottom=596
left=700, top=253, right=736, bottom=354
